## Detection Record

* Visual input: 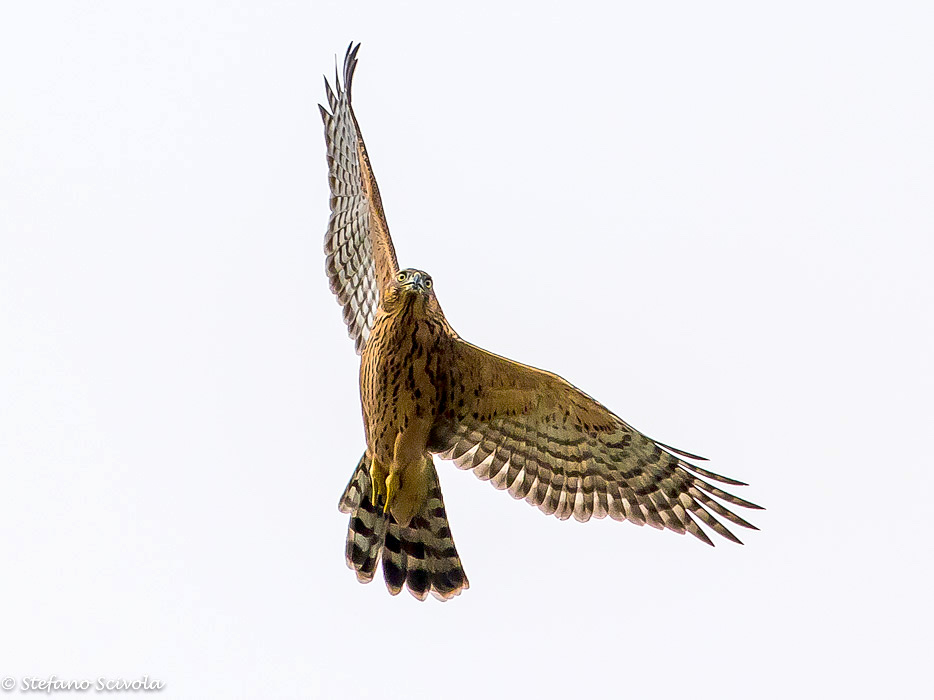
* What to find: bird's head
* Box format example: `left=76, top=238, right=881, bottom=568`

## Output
left=383, top=268, right=441, bottom=315
left=393, top=268, right=433, bottom=295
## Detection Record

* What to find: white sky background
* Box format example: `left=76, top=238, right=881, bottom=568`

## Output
left=1, top=1, right=931, bottom=698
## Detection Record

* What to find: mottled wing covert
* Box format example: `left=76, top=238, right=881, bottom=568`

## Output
left=320, top=43, right=399, bottom=354
left=430, top=340, right=763, bottom=544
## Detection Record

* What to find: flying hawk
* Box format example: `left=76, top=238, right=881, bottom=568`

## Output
left=320, top=43, right=761, bottom=601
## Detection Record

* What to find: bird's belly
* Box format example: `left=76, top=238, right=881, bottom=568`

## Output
left=360, top=331, right=439, bottom=466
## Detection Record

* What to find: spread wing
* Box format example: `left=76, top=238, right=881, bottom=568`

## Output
left=430, top=340, right=763, bottom=545
left=320, top=43, right=399, bottom=354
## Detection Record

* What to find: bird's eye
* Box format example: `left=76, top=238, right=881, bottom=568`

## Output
left=424, top=279, right=432, bottom=289
left=396, top=272, right=406, bottom=282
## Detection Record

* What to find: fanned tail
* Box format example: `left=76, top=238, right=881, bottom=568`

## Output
left=338, top=453, right=469, bottom=601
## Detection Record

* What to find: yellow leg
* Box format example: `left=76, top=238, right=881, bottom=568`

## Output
left=384, top=471, right=400, bottom=516
left=369, top=457, right=387, bottom=509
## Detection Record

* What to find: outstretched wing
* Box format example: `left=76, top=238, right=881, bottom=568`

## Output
left=429, top=340, right=763, bottom=545
left=320, top=43, right=399, bottom=354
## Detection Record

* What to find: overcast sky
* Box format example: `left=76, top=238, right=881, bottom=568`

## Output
left=1, top=1, right=932, bottom=698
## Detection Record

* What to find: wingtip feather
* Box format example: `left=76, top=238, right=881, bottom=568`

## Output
left=343, top=41, right=362, bottom=100
left=682, top=460, right=751, bottom=487
left=655, top=439, right=709, bottom=461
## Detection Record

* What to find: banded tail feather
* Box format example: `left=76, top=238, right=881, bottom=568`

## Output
left=338, top=453, right=469, bottom=601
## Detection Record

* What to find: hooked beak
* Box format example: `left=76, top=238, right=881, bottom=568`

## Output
left=403, top=272, right=429, bottom=292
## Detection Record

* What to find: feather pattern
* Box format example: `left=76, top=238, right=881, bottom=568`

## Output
left=430, top=340, right=763, bottom=545
left=339, top=453, right=468, bottom=600
left=320, top=43, right=399, bottom=354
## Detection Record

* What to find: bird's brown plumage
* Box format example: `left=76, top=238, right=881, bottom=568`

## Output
left=321, top=43, right=762, bottom=601
left=360, top=274, right=453, bottom=527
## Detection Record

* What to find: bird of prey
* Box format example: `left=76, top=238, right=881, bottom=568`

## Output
left=320, top=43, right=761, bottom=601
